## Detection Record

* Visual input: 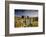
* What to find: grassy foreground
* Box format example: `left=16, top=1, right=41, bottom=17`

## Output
left=15, top=16, right=38, bottom=27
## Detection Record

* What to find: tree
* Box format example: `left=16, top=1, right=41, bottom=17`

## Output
left=22, top=16, right=24, bottom=18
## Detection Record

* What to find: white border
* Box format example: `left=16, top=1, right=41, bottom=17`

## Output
left=9, top=4, right=43, bottom=34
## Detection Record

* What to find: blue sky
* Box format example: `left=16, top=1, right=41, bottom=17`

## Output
left=15, top=9, right=38, bottom=17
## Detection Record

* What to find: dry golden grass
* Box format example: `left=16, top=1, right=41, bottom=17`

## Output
left=15, top=17, right=38, bottom=27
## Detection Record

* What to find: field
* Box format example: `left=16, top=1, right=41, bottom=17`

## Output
left=15, top=16, right=38, bottom=27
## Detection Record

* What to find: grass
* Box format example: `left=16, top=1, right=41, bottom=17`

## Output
left=15, top=16, right=38, bottom=27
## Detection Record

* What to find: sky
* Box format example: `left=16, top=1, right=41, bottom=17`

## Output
left=15, top=9, right=38, bottom=17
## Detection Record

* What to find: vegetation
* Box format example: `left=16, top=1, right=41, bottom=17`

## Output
left=15, top=16, right=38, bottom=27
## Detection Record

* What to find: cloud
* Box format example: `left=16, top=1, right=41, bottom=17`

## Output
left=15, top=10, right=38, bottom=17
